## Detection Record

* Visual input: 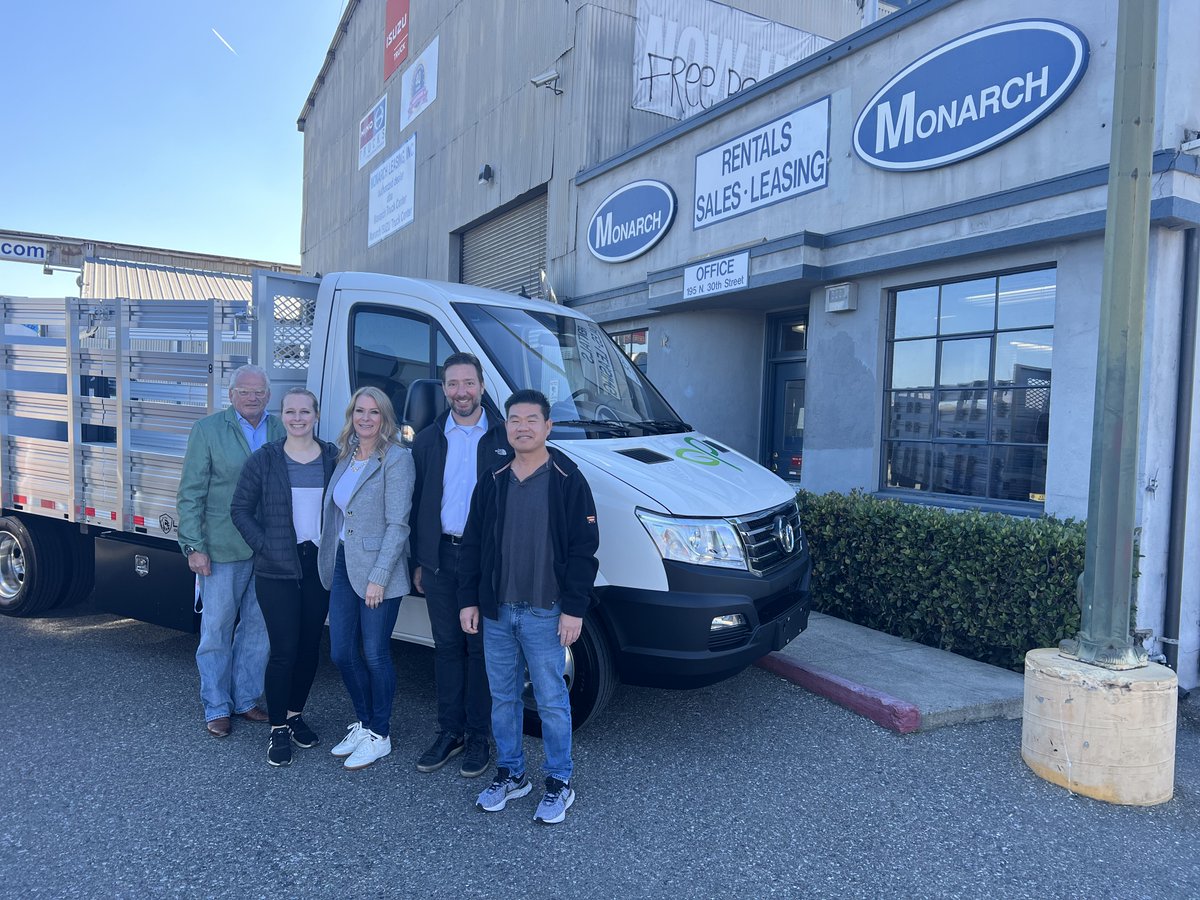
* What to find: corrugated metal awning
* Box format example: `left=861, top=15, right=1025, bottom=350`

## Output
left=82, top=257, right=252, bottom=302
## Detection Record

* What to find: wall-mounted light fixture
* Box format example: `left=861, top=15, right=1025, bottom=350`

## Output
left=530, top=67, right=563, bottom=95
left=478, top=164, right=494, bottom=185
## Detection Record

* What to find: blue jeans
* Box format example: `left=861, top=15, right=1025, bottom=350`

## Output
left=196, top=558, right=269, bottom=722
left=483, top=602, right=572, bottom=783
left=327, top=545, right=402, bottom=737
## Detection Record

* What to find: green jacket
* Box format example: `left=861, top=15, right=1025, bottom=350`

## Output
left=176, top=406, right=285, bottom=563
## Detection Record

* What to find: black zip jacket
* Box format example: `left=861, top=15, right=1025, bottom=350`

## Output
left=456, top=447, right=600, bottom=620
left=409, top=409, right=513, bottom=573
left=230, top=438, right=339, bottom=580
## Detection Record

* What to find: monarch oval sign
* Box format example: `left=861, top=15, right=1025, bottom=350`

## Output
left=854, top=20, right=1089, bottom=172
left=587, top=180, right=676, bottom=263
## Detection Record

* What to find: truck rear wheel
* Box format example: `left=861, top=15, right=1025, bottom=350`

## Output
left=0, top=515, right=66, bottom=617
left=523, top=610, right=618, bottom=736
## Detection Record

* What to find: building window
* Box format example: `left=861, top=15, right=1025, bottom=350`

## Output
left=883, top=267, right=1054, bottom=505
left=778, top=316, right=807, bottom=354
left=609, top=328, right=648, bottom=372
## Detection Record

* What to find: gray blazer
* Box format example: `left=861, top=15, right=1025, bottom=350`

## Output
left=318, top=442, right=415, bottom=600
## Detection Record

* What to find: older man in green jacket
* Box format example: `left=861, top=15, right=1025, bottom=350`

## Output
left=177, top=365, right=285, bottom=738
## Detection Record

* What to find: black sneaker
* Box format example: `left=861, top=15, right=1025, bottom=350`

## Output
left=459, top=735, right=491, bottom=778
left=287, top=715, right=320, bottom=749
left=268, top=727, right=293, bottom=767
left=415, top=732, right=464, bottom=773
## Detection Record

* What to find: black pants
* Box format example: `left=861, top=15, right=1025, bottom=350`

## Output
left=425, top=540, right=491, bottom=738
left=256, top=542, right=330, bottom=727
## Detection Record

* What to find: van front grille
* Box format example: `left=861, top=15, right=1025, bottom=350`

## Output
left=733, top=500, right=804, bottom=575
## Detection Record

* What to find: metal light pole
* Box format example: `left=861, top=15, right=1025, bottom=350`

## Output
left=1059, top=0, right=1158, bottom=670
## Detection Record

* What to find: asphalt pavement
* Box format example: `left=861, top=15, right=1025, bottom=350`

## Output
left=3, top=600, right=1200, bottom=899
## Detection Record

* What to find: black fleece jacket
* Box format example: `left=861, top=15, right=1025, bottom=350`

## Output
left=456, top=447, right=600, bottom=620
left=409, top=409, right=513, bottom=572
left=230, top=438, right=339, bottom=580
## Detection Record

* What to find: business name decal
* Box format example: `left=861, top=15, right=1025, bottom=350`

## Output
left=588, top=180, right=677, bottom=263
left=853, top=20, right=1089, bottom=171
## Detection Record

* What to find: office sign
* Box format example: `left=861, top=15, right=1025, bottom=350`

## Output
left=358, top=95, right=387, bottom=170
left=853, top=20, right=1089, bottom=171
left=0, top=238, right=48, bottom=264
left=588, top=180, right=676, bottom=263
left=383, top=0, right=410, bottom=82
left=694, top=96, right=829, bottom=229
left=368, top=135, right=416, bottom=247
left=683, top=251, right=748, bottom=299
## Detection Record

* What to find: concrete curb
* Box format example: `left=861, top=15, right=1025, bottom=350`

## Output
left=756, top=651, right=922, bottom=735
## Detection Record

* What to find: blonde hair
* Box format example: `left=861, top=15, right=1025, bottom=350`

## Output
left=336, top=386, right=400, bottom=460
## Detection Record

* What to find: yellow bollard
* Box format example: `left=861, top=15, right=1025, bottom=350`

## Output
left=1021, top=648, right=1176, bottom=806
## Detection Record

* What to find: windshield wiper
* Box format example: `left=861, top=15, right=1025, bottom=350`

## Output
left=629, top=419, right=693, bottom=434
left=553, top=418, right=692, bottom=436
left=551, top=419, right=633, bottom=436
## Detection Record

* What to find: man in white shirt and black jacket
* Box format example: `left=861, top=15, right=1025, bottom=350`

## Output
left=409, top=353, right=512, bottom=778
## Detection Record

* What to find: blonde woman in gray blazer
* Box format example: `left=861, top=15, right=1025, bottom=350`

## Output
left=318, top=386, right=415, bottom=770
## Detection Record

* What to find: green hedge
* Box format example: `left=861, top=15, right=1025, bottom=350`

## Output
left=796, top=490, right=1085, bottom=671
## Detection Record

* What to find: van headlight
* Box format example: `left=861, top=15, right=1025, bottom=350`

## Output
left=635, top=509, right=747, bottom=570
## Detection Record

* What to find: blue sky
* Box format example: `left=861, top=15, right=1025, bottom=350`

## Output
left=0, top=1, right=349, bottom=297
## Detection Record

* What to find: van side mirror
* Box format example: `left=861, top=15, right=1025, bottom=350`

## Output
left=404, top=378, right=446, bottom=434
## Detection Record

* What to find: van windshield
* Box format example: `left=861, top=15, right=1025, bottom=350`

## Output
left=455, top=302, right=690, bottom=439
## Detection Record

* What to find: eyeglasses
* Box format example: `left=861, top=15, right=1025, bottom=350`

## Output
left=233, top=389, right=268, bottom=398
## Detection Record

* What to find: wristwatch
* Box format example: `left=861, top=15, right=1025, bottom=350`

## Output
left=183, top=545, right=200, bottom=556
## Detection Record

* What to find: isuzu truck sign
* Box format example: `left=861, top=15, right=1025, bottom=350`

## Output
left=853, top=20, right=1089, bottom=172
left=588, top=180, right=677, bottom=263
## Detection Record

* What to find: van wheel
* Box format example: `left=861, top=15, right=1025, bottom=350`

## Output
left=523, top=610, right=617, bottom=736
left=0, top=516, right=66, bottom=617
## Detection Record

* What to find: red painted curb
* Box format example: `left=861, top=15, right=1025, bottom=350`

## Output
left=756, top=652, right=922, bottom=734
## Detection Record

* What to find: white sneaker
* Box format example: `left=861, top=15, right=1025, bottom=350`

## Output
left=330, top=722, right=368, bottom=758
left=344, top=730, right=391, bottom=770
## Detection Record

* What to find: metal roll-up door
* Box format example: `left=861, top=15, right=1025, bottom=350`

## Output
left=460, top=194, right=548, bottom=297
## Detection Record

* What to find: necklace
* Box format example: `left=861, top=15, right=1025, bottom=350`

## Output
left=349, top=455, right=367, bottom=472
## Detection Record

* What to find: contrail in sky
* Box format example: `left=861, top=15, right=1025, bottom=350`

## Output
left=211, top=28, right=237, bottom=55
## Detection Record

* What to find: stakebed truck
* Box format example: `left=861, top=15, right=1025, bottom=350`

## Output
left=0, top=272, right=811, bottom=727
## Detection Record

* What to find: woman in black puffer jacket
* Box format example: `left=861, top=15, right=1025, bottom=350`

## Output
left=232, top=387, right=338, bottom=767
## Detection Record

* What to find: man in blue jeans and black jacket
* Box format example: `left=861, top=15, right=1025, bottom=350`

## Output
left=458, top=389, right=600, bottom=825
left=410, top=353, right=512, bottom=778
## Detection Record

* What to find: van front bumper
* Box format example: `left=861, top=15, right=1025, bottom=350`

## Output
left=594, top=551, right=812, bottom=690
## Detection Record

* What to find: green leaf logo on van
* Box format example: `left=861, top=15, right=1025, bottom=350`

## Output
left=675, top=437, right=742, bottom=471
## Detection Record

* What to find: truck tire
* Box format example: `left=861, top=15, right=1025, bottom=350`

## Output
left=0, top=515, right=67, bottom=617
left=523, top=610, right=618, bottom=736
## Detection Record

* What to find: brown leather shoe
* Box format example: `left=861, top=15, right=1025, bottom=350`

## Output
left=237, top=707, right=269, bottom=723
left=206, top=716, right=232, bottom=738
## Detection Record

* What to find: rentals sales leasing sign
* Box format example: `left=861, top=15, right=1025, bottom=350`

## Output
left=384, top=0, right=410, bottom=82
left=693, top=96, right=829, bottom=229
left=368, top=135, right=415, bottom=247
left=633, top=0, right=831, bottom=121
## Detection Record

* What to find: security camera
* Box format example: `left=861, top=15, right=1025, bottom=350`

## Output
left=530, top=68, right=562, bottom=94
